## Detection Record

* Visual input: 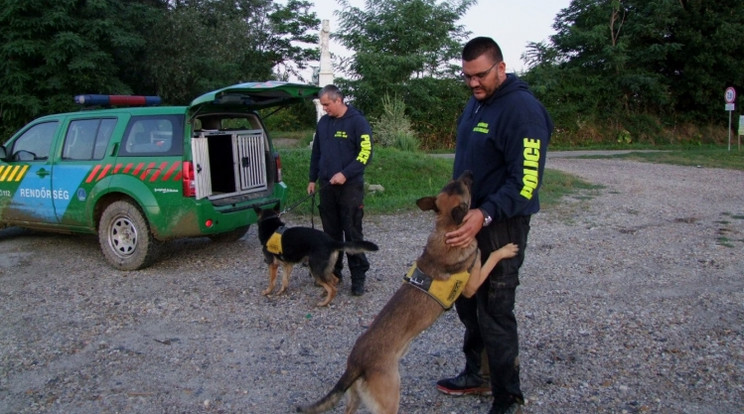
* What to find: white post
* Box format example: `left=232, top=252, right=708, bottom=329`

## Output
left=728, top=110, right=732, bottom=151
left=314, top=20, right=334, bottom=123
left=311, top=19, right=335, bottom=147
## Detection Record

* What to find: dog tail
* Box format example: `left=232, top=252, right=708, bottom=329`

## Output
left=340, top=240, right=379, bottom=255
left=296, top=368, right=360, bottom=413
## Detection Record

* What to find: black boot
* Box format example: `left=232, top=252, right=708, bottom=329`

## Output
left=351, top=273, right=365, bottom=296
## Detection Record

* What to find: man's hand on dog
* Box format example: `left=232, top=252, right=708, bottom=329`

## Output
left=445, top=208, right=485, bottom=247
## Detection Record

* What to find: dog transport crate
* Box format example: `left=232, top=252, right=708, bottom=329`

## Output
left=192, top=129, right=268, bottom=201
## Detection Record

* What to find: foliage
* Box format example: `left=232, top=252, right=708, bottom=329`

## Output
left=334, top=0, right=474, bottom=148
left=261, top=101, right=318, bottom=134
left=4, top=0, right=744, bottom=149
left=370, top=95, right=418, bottom=151
left=404, top=77, right=470, bottom=149
left=0, top=0, right=319, bottom=139
left=0, top=0, right=156, bottom=138
left=522, top=0, right=744, bottom=147
left=145, top=0, right=320, bottom=104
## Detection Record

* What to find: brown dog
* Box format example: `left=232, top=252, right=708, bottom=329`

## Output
left=296, top=171, right=518, bottom=413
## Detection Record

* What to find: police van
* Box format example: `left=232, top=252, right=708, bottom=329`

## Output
left=0, top=81, right=319, bottom=270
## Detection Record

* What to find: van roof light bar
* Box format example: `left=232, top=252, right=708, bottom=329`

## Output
left=74, top=94, right=162, bottom=107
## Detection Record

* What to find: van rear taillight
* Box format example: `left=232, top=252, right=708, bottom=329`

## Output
left=182, top=161, right=196, bottom=197
left=274, top=153, right=283, bottom=183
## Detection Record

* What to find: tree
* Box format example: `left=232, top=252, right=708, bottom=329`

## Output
left=0, top=0, right=158, bottom=138
left=523, top=0, right=744, bottom=143
left=334, top=0, right=475, bottom=148
left=666, top=0, right=744, bottom=122
left=0, top=0, right=320, bottom=138
left=146, top=0, right=319, bottom=104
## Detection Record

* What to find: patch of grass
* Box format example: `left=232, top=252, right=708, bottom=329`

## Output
left=272, top=129, right=315, bottom=143
left=278, top=148, right=454, bottom=215
left=540, top=169, right=603, bottom=208
left=278, top=148, right=594, bottom=216
left=585, top=148, right=744, bottom=170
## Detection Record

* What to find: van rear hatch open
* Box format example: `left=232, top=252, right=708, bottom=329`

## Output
left=187, top=81, right=319, bottom=203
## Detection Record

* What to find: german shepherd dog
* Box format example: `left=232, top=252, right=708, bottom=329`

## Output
left=296, top=171, right=519, bottom=413
left=255, top=206, right=378, bottom=307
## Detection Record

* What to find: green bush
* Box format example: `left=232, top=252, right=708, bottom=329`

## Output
left=371, top=95, right=418, bottom=151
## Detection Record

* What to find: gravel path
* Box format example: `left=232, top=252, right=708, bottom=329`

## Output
left=0, top=155, right=742, bottom=414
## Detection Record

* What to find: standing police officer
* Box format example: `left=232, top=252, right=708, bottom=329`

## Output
left=307, top=85, right=373, bottom=296
left=437, top=37, right=553, bottom=414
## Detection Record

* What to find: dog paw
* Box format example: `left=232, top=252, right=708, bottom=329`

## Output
left=261, top=289, right=272, bottom=296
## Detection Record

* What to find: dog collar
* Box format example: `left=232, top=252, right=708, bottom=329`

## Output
left=266, top=226, right=286, bottom=255
left=403, top=263, right=470, bottom=310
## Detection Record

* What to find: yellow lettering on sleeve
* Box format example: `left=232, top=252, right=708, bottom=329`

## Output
left=520, top=138, right=541, bottom=199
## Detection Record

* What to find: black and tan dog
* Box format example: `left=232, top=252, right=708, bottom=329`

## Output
left=255, top=206, right=378, bottom=307
left=296, top=171, right=518, bottom=414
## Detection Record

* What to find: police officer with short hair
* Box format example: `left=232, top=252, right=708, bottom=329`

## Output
left=307, top=85, right=374, bottom=296
left=436, top=37, right=553, bottom=414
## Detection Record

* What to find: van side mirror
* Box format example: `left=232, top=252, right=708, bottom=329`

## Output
left=0, top=146, right=6, bottom=160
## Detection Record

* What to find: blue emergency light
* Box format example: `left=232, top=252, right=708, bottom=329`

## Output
left=74, top=94, right=162, bottom=106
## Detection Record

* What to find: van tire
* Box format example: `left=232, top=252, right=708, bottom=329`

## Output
left=99, top=200, right=161, bottom=270
left=208, top=225, right=250, bottom=242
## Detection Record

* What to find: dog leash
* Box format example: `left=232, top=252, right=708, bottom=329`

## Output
left=279, top=182, right=327, bottom=229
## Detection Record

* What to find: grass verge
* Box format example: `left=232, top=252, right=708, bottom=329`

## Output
left=580, top=147, right=744, bottom=170
left=278, top=147, right=594, bottom=216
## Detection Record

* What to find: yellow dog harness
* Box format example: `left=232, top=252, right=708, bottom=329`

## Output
left=403, top=263, right=470, bottom=310
left=266, top=226, right=286, bottom=255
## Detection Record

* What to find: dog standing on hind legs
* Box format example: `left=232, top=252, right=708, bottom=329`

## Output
left=296, top=171, right=519, bottom=413
left=255, top=206, right=378, bottom=307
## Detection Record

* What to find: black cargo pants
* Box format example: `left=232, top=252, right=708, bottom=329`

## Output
left=453, top=215, right=531, bottom=406
left=317, top=180, right=370, bottom=282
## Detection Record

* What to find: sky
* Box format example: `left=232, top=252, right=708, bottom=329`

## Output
left=309, top=0, right=573, bottom=73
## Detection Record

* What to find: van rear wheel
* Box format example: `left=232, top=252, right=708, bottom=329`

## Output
left=98, top=200, right=161, bottom=270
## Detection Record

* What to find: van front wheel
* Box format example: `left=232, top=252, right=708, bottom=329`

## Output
left=98, top=200, right=161, bottom=270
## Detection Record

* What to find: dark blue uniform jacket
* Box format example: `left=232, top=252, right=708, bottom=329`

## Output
left=453, top=74, right=553, bottom=221
left=310, top=105, right=373, bottom=185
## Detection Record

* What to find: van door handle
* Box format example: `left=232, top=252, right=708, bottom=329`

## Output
left=37, top=168, right=50, bottom=177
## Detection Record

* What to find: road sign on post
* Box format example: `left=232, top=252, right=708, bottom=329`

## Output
left=725, top=87, right=736, bottom=103
left=725, top=87, right=736, bottom=151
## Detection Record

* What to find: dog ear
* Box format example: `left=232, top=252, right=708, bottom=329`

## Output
left=451, top=202, right=469, bottom=225
left=458, top=170, right=474, bottom=188
left=272, top=204, right=281, bottom=213
left=416, top=196, right=438, bottom=212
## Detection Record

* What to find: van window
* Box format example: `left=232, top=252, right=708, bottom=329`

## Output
left=63, top=118, right=116, bottom=160
left=11, top=121, right=59, bottom=161
left=120, top=115, right=184, bottom=157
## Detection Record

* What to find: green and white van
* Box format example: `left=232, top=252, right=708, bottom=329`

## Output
left=0, top=81, right=319, bottom=270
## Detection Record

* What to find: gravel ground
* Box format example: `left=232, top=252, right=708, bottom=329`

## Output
left=1, top=154, right=743, bottom=414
